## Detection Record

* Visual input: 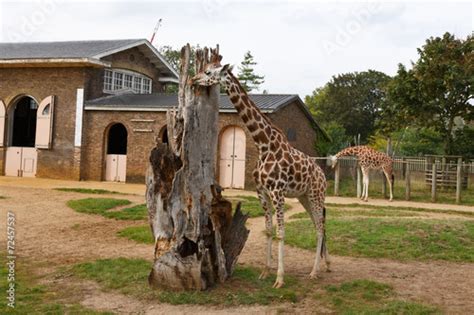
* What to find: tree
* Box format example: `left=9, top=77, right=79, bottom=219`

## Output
left=305, top=70, right=391, bottom=143
left=159, top=45, right=198, bottom=93
left=314, top=122, right=351, bottom=156
left=237, top=51, right=265, bottom=92
left=147, top=45, right=249, bottom=290
left=385, top=32, right=473, bottom=154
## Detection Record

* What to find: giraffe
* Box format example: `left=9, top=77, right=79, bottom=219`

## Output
left=192, top=64, right=329, bottom=288
left=330, top=145, right=394, bottom=202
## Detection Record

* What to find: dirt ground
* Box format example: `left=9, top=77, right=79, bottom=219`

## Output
left=1, top=177, right=474, bottom=314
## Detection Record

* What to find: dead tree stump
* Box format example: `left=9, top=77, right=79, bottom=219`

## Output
left=146, top=44, right=249, bottom=291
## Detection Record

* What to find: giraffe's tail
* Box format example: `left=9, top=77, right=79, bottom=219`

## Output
left=320, top=207, right=327, bottom=258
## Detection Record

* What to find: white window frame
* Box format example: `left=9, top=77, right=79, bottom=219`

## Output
left=103, top=69, right=153, bottom=94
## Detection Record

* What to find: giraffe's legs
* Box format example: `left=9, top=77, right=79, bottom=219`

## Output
left=256, top=186, right=273, bottom=280
left=383, top=169, right=394, bottom=201
left=298, top=193, right=329, bottom=279
left=362, top=168, right=370, bottom=201
left=270, top=191, right=285, bottom=288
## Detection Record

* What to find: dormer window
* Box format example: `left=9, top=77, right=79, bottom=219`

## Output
left=104, top=69, right=152, bottom=94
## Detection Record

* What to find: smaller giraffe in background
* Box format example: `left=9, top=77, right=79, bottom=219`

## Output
left=330, top=146, right=394, bottom=201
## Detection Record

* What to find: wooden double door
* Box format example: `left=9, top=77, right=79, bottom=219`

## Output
left=219, top=126, right=246, bottom=189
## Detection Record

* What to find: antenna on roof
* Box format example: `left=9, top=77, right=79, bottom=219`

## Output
left=150, top=18, right=162, bottom=45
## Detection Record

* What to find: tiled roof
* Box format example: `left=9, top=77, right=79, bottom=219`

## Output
left=0, top=39, right=178, bottom=78
left=0, top=39, right=142, bottom=59
left=85, top=93, right=297, bottom=112
left=85, top=93, right=330, bottom=140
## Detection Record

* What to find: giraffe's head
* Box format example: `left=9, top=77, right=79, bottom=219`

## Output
left=192, top=63, right=233, bottom=86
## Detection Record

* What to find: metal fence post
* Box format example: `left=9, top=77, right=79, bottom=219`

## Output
left=334, top=163, right=340, bottom=196
left=456, top=157, right=462, bottom=204
left=431, top=162, right=437, bottom=202
left=405, top=162, right=411, bottom=201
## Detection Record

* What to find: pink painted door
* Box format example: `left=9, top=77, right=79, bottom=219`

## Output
left=219, top=127, right=246, bottom=189
left=106, top=154, right=127, bottom=182
left=5, top=147, right=37, bottom=177
left=5, top=147, right=22, bottom=177
left=21, top=147, right=37, bottom=177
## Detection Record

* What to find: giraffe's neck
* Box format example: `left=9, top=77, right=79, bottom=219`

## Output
left=335, top=146, right=365, bottom=159
left=222, top=71, right=277, bottom=153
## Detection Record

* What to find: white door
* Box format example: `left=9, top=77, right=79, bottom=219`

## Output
left=5, top=147, right=37, bottom=177
left=106, top=154, right=127, bottom=182
left=219, top=127, right=246, bottom=189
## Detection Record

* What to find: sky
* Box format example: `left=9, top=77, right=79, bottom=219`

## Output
left=0, top=0, right=472, bottom=98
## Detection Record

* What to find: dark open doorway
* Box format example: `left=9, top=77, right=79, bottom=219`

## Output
left=107, top=123, right=127, bottom=154
left=11, top=96, right=38, bottom=147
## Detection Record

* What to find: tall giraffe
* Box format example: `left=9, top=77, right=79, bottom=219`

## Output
left=193, top=64, right=329, bottom=288
left=330, top=145, right=394, bottom=201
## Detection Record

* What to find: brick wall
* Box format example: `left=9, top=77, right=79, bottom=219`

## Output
left=0, top=67, right=88, bottom=180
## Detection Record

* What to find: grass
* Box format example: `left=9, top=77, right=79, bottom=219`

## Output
left=0, top=254, right=113, bottom=314
left=228, top=195, right=291, bottom=218
left=290, top=207, right=425, bottom=220
left=326, top=178, right=474, bottom=206
left=317, top=279, right=439, bottom=314
left=71, top=257, right=305, bottom=305
left=118, top=226, right=153, bottom=244
left=67, top=198, right=149, bottom=221
left=55, top=187, right=126, bottom=195
left=285, top=217, right=474, bottom=262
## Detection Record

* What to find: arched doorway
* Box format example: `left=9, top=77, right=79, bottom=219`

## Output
left=5, top=96, right=39, bottom=177
left=105, top=123, right=127, bottom=182
left=219, top=126, right=246, bottom=189
left=158, top=125, right=168, bottom=144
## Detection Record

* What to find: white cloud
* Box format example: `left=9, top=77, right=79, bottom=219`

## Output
left=0, top=0, right=471, bottom=98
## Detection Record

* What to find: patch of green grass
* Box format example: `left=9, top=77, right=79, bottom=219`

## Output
left=290, top=207, right=424, bottom=220
left=0, top=254, right=113, bottom=314
left=67, top=198, right=131, bottom=215
left=285, top=218, right=474, bottom=262
left=118, top=226, right=153, bottom=244
left=326, top=178, right=474, bottom=206
left=318, top=279, right=439, bottom=314
left=55, top=187, right=126, bottom=195
left=71, top=258, right=305, bottom=305
left=105, top=204, right=147, bottom=220
left=67, top=198, right=150, bottom=221
left=229, top=195, right=291, bottom=218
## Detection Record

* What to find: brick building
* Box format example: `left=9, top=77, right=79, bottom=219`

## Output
left=0, top=39, right=328, bottom=189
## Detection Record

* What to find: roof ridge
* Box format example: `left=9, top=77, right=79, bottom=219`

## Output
left=0, top=38, right=144, bottom=45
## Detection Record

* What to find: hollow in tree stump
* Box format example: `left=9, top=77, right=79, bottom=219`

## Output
left=145, top=44, right=249, bottom=291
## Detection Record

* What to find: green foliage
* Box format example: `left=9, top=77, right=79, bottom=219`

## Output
left=369, top=127, right=444, bottom=156
left=451, top=126, right=474, bottom=158
left=55, top=187, right=125, bottom=195
left=159, top=45, right=198, bottom=93
left=305, top=70, right=391, bottom=143
left=285, top=217, right=474, bottom=262
left=315, top=121, right=352, bottom=156
left=237, top=51, right=265, bottom=92
left=67, top=198, right=150, bottom=220
left=384, top=32, right=473, bottom=154
left=320, top=279, right=439, bottom=314
left=71, top=258, right=305, bottom=305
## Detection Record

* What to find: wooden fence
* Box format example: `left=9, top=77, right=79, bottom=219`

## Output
left=314, top=156, right=473, bottom=204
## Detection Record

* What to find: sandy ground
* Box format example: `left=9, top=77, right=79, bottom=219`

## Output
left=1, top=177, right=474, bottom=314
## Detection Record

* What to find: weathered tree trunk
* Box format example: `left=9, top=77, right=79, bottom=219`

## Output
left=146, top=44, right=249, bottom=291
